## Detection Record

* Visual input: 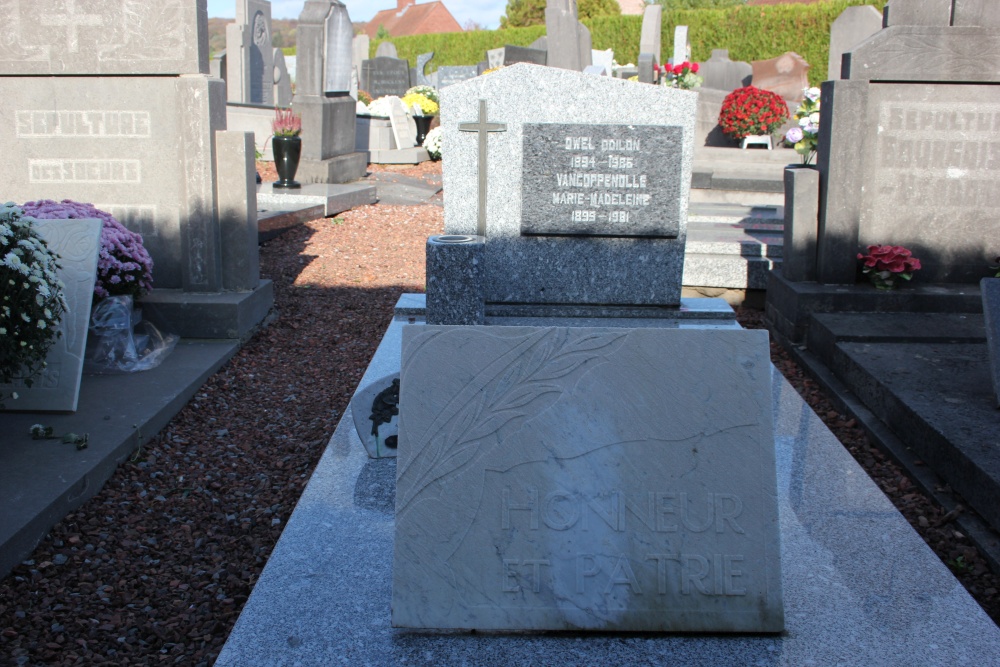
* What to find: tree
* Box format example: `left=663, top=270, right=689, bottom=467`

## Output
left=376, top=24, right=390, bottom=39
left=649, top=0, right=746, bottom=10
left=463, top=18, right=484, bottom=31
left=500, top=0, right=620, bottom=29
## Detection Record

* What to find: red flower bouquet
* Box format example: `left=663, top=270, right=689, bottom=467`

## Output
left=718, top=86, right=789, bottom=140
left=857, top=244, right=922, bottom=290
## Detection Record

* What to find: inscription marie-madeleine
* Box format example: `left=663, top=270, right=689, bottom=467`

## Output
left=521, top=123, right=682, bottom=237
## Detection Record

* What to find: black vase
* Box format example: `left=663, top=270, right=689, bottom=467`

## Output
left=272, top=135, right=302, bottom=189
left=414, top=116, right=433, bottom=146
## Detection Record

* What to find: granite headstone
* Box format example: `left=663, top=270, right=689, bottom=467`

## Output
left=487, top=47, right=506, bottom=69
left=392, top=325, right=784, bottom=632
left=699, top=49, right=752, bottom=92
left=638, top=53, right=655, bottom=84
left=545, top=0, right=592, bottom=71
left=751, top=52, right=810, bottom=101
left=0, top=218, right=102, bottom=413
left=273, top=48, right=292, bottom=106
left=415, top=52, right=435, bottom=87
left=591, top=48, right=614, bottom=76
left=438, top=66, right=478, bottom=88
left=361, top=57, right=411, bottom=99
left=503, top=45, right=548, bottom=66
left=828, top=5, right=883, bottom=81
left=352, top=34, right=370, bottom=76
left=672, top=25, right=690, bottom=66
left=225, top=0, right=274, bottom=105
left=440, top=64, right=696, bottom=308
left=375, top=41, right=398, bottom=59
left=640, top=5, right=662, bottom=65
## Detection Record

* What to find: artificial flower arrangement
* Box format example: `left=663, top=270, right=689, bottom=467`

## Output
left=405, top=85, right=439, bottom=106
left=718, top=86, right=789, bottom=140
left=272, top=107, right=302, bottom=137
left=401, top=92, right=439, bottom=117
left=366, top=96, right=399, bottom=119
left=21, top=199, right=154, bottom=300
left=785, top=87, right=821, bottom=164
left=657, top=61, right=703, bottom=90
left=423, top=126, right=442, bottom=161
left=857, top=244, right=922, bottom=290
left=0, top=203, right=68, bottom=404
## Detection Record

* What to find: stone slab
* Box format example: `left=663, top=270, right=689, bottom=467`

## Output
left=388, top=98, right=417, bottom=149
left=827, top=5, right=883, bottom=81
left=0, top=339, right=239, bottom=580
left=437, top=66, right=478, bottom=88
left=392, top=325, right=783, bottom=632
left=672, top=25, right=690, bottom=66
left=361, top=57, right=411, bottom=99
left=502, top=45, right=547, bottom=66
left=215, top=309, right=1000, bottom=664
left=295, top=151, right=369, bottom=184
left=323, top=1, right=353, bottom=94
left=216, top=131, right=259, bottom=292
left=983, top=277, right=1000, bottom=407
left=521, top=123, right=682, bottom=237
left=257, top=182, right=377, bottom=217
left=699, top=50, right=752, bottom=92
left=885, top=0, right=952, bottom=26
left=545, top=0, right=591, bottom=71
left=0, top=218, right=101, bottom=413
left=1, top=75, right=225, bottom=291
left=953, top=0, right=1000, bottom=27
left=843, top=27, right=1000, bottom=82
left=0, top=0, right=209, bottom=76
left=782, top=166, right=819, bottom=282
left=441, top=64, right=697, bottom=307
left=367, top=147, right=429, bottom=165
left=139, top=280, right=274, bottom=340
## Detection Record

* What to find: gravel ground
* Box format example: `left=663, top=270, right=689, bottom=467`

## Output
left=0, top=161, right=996, bottom=666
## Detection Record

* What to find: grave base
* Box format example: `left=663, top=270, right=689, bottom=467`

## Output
left=215, top=294, right=1000, bottom=664
left=140, top=279, right=274, bottom=340
left=295, top=152, right=368, bottom=185
left=368, top=147, right=430, bottom=165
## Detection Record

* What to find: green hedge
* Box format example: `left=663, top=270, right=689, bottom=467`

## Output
left=375, top=0, right=887, bottom=87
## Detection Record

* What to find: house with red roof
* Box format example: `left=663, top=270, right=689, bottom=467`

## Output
left=363, top=0, right=462, bottom=39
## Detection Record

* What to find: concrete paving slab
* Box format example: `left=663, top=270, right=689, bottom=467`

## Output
left=0, top=340, right=239, bottom=579
left=369, top=172, right=443, bottom=206
left=216, top=300, right=1000, bottom=665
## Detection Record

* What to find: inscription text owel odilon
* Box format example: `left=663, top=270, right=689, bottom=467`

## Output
left=392, top=326, right=784, bottom=632
left=521, top=123, right=682, bottom=237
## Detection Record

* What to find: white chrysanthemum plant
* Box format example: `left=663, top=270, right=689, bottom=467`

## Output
left=423, top=126, right=442, bottom=161
left=366, top=96, right=400, bottom=119
left=0, top=203, right=68, bottom=406
left=785, top=87, right=821, bottom=164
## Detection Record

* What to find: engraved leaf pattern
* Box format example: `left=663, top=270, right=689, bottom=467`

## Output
left=397, top=329, right=627, bottom=515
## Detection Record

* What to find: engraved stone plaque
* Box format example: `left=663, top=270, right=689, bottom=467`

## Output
left=360, top=57, right=410, bottom=99
left=522, top=123, right=682, bottom=238
left=392, top=325, right=784, bottom=632
left=0, top=218, right=102, bottom=413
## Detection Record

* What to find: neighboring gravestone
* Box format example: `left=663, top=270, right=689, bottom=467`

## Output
left=226, top=0, right=275, bottom=105
left=699, top=49, right=752, bottom=91
left=361, top=57, right=411, bottom=99
left=273, top=48, right=292, bottom=106
left=812, top=0, right=1000, bottom=283
left=392, top=326, right=784, bottom=632
left=438, top=66, right=478, bottom=88
left=983, top=278, right=1000, bottom=407
left=638, top=53, right=655, bottom=83
left=352, top=34, right=370, bottom=76
left=440, top=64, right=696, bottom=308
left=487, top=47, right=506, bottom=69
left=375, top=41, right=398, bottom=58
left=0, top=0, right=271, bottom=340
left=591, top=48, right=614, bottom=76
left=294, top=0, right=366, bottom=184
left=546, top=0, right=592, bottom=71
left=415, top=52, right=435, bottom=86
left=0, top=218, right=102, bottom=413
left=640, top=4, right=662, bottom=64
left=884, top=0, right=951, bottom=26
left=504, top=45, right=548, bottom=66
left=751, top=52, right=810, bottom=101
left=828, top=5, right=883, bottom=81
left=672, top=25, right=690, bottom=66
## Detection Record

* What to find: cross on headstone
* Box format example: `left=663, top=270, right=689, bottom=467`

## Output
left=459, top=99, right=506, bottom=236
left=40, top=0, right=103, bottom=53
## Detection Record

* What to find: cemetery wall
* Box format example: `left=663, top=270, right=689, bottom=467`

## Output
left=374, top=0, right=886, bottom=86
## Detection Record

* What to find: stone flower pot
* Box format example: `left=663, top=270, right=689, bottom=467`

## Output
left=272, top=135, right=302, bottom=189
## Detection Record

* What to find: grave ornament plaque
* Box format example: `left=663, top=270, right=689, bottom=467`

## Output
left=522, top=123, right=681, bottom=237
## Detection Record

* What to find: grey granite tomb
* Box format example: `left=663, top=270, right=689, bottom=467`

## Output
left=392, top=325, right=784, bottom=632
left=0, top=218, right=102, bottom=413
left=639, top=5, right=662, bottom=65
left=293, top=0, right=366, bottom=184
left=441, top=64, right=697, bottom=311
left=225, top=0, right=274, bottom=105
left=827, top=5, right=883, bottom=81
left=0, top=0, right=272, bottom=339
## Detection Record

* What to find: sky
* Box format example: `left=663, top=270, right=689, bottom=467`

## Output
left=207, top=1, right=510, bottom=30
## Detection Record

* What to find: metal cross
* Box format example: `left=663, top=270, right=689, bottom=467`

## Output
left=459, top=99, right=506, bottom=237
